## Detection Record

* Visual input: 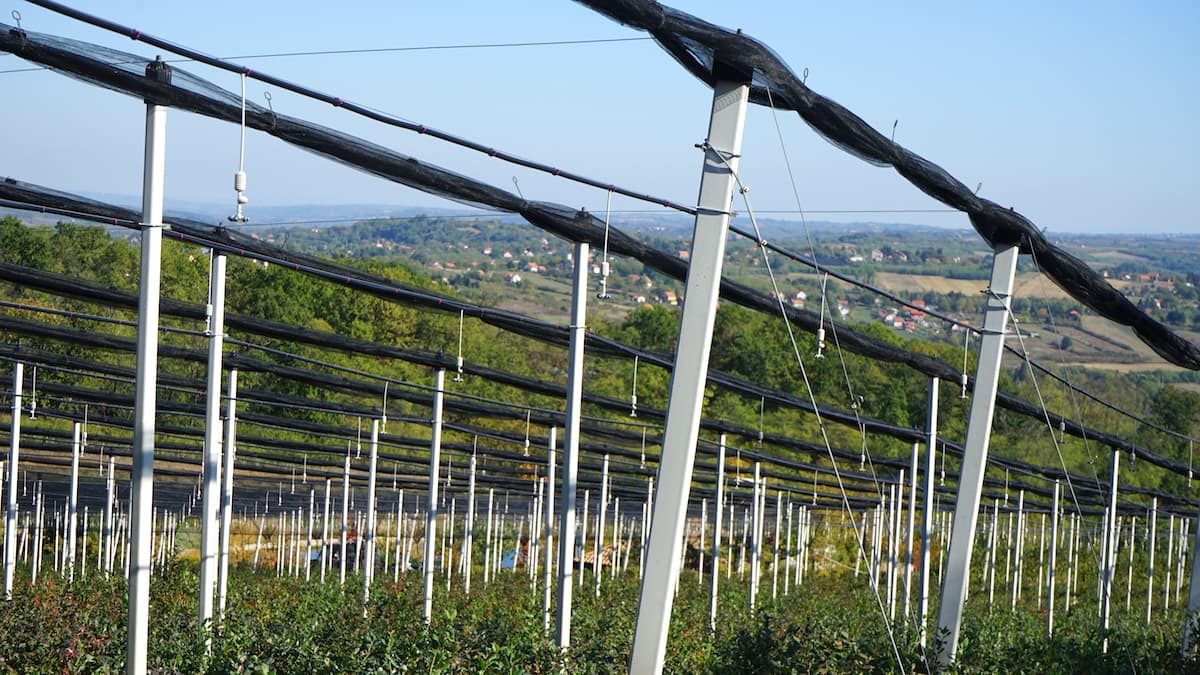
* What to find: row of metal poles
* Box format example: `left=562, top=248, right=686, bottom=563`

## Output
left=0, top=457, right=179, bottom=586
left=5, top=394, right=1198, bottom=641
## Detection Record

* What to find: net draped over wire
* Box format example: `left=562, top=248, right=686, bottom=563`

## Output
left=572, top=0, right=1200, bottom=370
left=0, top=22, right=1195, bottom=478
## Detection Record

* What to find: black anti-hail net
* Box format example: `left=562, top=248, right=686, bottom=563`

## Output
left=0, top=217, right=1193, bottom=518
left=573, top=0, right=1200, bottom=371
left=0, top=25, right=1194, bottom=500
left=2, top=182, right=1195, bottom=497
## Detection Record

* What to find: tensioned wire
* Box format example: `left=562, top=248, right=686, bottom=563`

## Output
left=15, top=0, right=698, bottom=217
left=708, top=147, right=908, bottom=673
left=4, top=10, right=1190, bottom=446
left=1, top=204, right=1189, bottom=512
left=760, top=86, right=933, bottom=661
left=1004, top=296, right=1140, bottom=673
left=0, top=314, right=907, bottom=509
left=755, top=87, right=887, bottom=495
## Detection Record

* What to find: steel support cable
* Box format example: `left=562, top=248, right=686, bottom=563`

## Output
left=1, top=10, right=1186, bottom=471
left=0, top=351, right=908, bottom=510
left=23, top=379, right=1128, bottom=514
left=0, top=229, right=933, bottom=450
left=723, top=226, right=1200, bottom=449
left=4, top=23, right=1195, bottom=502
left=17, top=1, right=698, bottom=217
left=572, top=0, right=1200, bottom=371
left=1008, top=323, right=1140, bottom=673
left=1, top=338, right=1182, bottom=524
left=716, top=151, right=906, bottom=671
left=12, top=398, right=558, bottom=494
left=0, top=310, right=951, bottom=497
left=0, top=235, right=1190, bottom=508
left=4, top=365, right=956, bottom=511
left=2, top=224, right=1192, bottom=492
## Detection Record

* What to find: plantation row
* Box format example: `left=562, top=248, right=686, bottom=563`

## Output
left=1, top=552, right=1195, bottom=673
left=5, top=461, right=1200, bottom=672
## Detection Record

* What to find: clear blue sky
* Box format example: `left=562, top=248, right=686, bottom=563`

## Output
left=2, top=0, right=1196, bottom=233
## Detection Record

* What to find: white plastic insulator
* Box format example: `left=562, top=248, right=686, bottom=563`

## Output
left=816, top=327, right=826, bottom=346
left=237, top=194, right=249, bottom=205
left=455, top=355, right=464, bottom=372
left=234, top=170, right=247, bottom=192
left=960, top=373, right=968, bottom=388
left=630, top=394, right=637, bottom=407
left=601, top=261, right=610, bottom=277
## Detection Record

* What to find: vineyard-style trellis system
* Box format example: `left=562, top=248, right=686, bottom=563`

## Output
left=1, top=1, right=1199, bottom=673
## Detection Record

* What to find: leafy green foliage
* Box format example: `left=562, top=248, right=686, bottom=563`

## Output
left=2, top=558, right=1194, bottom=673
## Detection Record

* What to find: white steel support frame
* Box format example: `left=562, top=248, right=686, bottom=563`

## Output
left=935, top=243, right=1019, bottom=666
left=362, top=419, right=380, bottom=611
left=466, top=451, right=478, bottom=595
left=596, top=454, right=610, bottom=598
left=3, top=363, right=21, bottom=599
left=320, top=477, right=332, bottom=584
left=217, top=369, right=238, bottom=616
left=127, top=60, right=170, bottom=675
left=68, top=422, right=81, bottom=582
left=709, top=434, right=726, bottom=632
left=1182, top=506, right=1200, bottom=655
left=305, top=489, right=314, bottom=582
left=629, top=77, right=749, bottom=675
left=555, top=241, right=589, bottom=649
left=1147, top=497, right=1158, bottom=623
left=1046, top=481, right=1060, bottom=635
left=198, top=251, right=226, bottom=638
left=1101, top=451, right=1120, bottom=653
left=542, top=428, right=556, bottom=631
left=749, top=462, right=762, bottom=608
left=423, top=370, right=446, bottom=625
left=904, top=442, right=918, bottom=620
left=340, top=451, right=350, bottom=585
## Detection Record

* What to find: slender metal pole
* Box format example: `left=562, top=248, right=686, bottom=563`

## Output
left=919, top=377, right=938, bottom=645
left=935, top=244, right=1019, bottom=665
left=1148, top=498, right=1158, bottom=623
left=903, top=443, right=917, bottom=619
left=542, top=428, right=556, bottom=631
left=596, top=454, right=610, bottom=597
left=1047, top=481, right=1060, bottom=636
left=423, top=370, right=445, bottom=625
left=1167, top=514, right=1176, bottom=611
left=1126, top=516, right=1137, bottom=610
left=217, top=369, right=237, bottom=616
left=66, top=421, right=81, bottom=583
left=709, top=434, right=726, bottom=632
left=198, top=252, right=226, bottom=638
left=4, top=364, right=24, bottom=598
left=1184, top=506, right=1200, bottom=655
left=340, top=451, right=350, bottom=585
left=749, top=462, right=762, bottom=609
left=466, top=451, right=478, bottom=595
left=555, top=241, right=588, bottom=649
left=772, top=490, right=782, bottom=600
left=630, top=77, right=749, bottom=675
left=1011, top=490, right=1025, bottom=610
left=104, top=458, right=115, bottom=577
left=1102, top=451, right=1120, bottom=653
left=0, top=365, right=11, bottom=590
left=127, top=58, right=170, bottom=675
left=305, top=489, right=314, bottom=582
left=362, top=419, right=380, bottom=611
